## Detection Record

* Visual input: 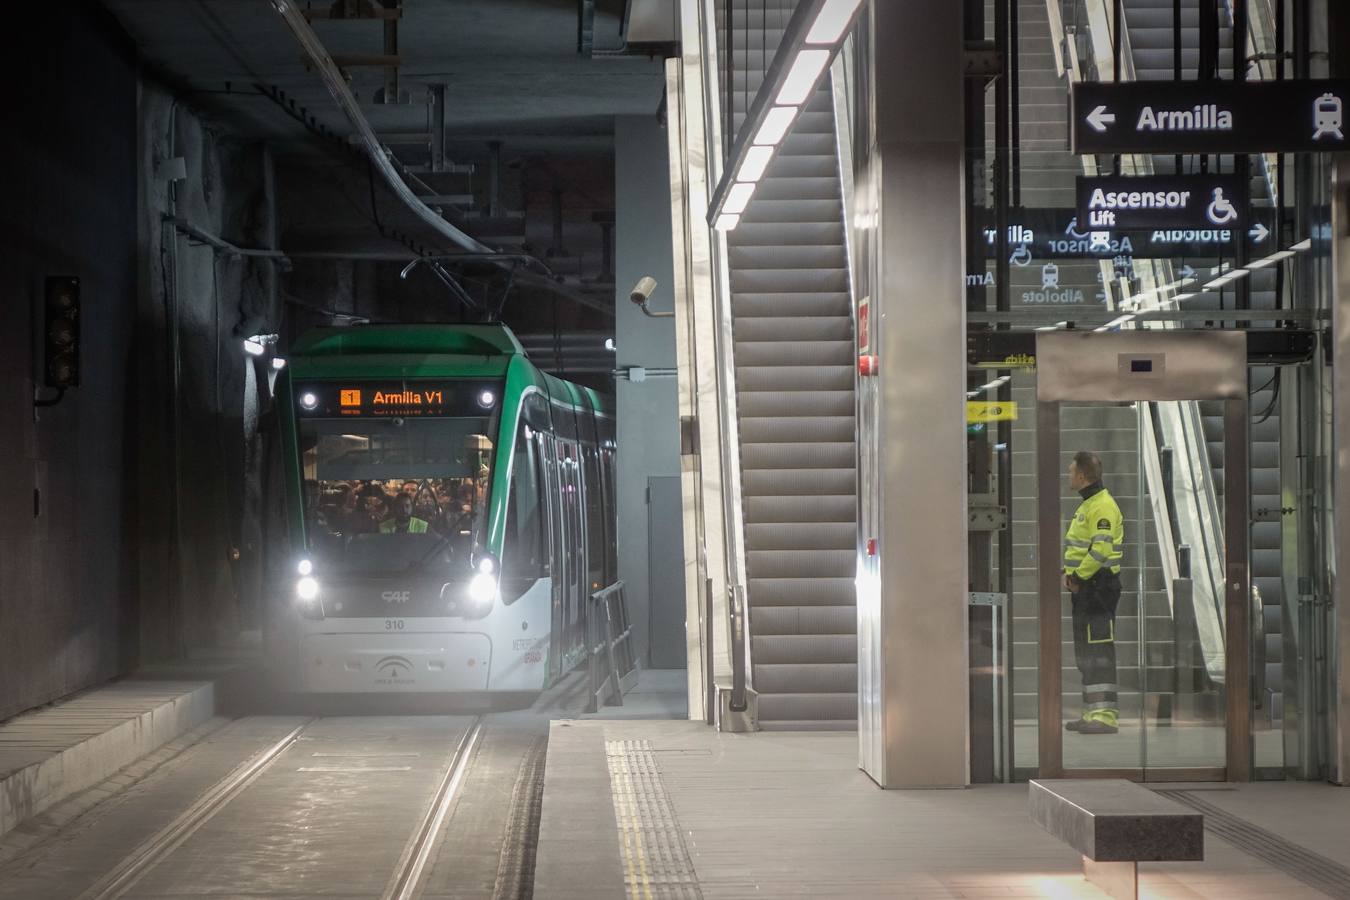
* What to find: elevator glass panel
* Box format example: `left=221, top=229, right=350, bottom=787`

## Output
left=1057, top=400, right=1227, bottom=775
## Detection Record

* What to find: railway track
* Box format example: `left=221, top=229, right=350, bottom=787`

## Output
left=76, top=716, right=484, bottom=900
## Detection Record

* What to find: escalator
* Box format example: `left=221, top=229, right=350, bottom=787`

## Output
left=719, top=0, right=858, bottom=729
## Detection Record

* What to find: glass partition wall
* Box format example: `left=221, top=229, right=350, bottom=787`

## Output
left=962, top=0, right=1336, bottom=782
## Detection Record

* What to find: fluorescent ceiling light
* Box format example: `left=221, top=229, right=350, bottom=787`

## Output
left=805, top=0, right=864, bottom=44
left=723, top=181, right=757, bottom=216
left=714, top=213, right=741, bottom=231
left=1174, top=293, right=1196, bottom=302
left=753, top=105, right=799, bottom=146
left=1291, top=238, right=1313, bottom=251
left=739, top=145, right=775, bottom=183
left=777, top=49, right=830, bottom=106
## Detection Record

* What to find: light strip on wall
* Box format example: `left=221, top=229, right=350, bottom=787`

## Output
left=805, top=0, right=865, bottom=44
left=776, top=49, right=831, bottom=105
left=723, top=182, right=758, bottom=216
left=739, top=145, right=776, bottom=183
left=1246, top=249, right=1297, bottom=269
left=754, top=105, right=799, bottom=146
left=706, top=0, right=866, bottom=231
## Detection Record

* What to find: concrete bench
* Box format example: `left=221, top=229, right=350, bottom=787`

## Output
left=1029, top=779, right=1203, bottom=899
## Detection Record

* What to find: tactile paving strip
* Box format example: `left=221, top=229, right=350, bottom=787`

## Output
left=1156, top=789, right=1350, bottom=898
left=605, top=740, right=703, bottom=900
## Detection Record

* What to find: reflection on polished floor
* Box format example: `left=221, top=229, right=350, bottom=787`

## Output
left=537, top=720, right=1344, bottom=900
left=1013, top=721, right=1284, bottom=771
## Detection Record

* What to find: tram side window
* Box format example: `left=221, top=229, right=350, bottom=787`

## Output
left=583, top=443, right=606, bottom=592
left=503, top=426, right=545, bottom=600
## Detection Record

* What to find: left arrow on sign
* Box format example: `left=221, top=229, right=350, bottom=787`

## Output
left=1087, top=105, right=1116, bottom=132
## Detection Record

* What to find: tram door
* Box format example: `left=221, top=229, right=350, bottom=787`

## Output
left=542, top=434, right=566, bottom=680
left=557, top=439, right=586, bottom=652
left=1033, top=331, right=1252, bottom=781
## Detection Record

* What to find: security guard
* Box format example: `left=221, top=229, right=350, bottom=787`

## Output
left=1063, top=450, right=1124, bottom=735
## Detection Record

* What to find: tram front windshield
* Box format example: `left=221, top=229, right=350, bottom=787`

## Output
left=298, top=417, right=494, bottom=576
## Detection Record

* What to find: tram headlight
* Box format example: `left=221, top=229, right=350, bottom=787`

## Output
left=467, top=572, right=498, bottom=610
left=296, top=576, right=320, bottom=602
left=299, top=391, right=319, bottom=410
left=297, top=559, right=313, bottom=576
left=476, top=554, right=497, bottom=576
left=477, top=389, right=496, bottom=409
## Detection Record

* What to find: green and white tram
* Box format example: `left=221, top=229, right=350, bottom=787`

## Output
left=264, top=324, right=616, bottom=694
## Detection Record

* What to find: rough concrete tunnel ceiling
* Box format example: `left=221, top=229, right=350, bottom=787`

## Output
left=101, top=0, right=665, bottom=160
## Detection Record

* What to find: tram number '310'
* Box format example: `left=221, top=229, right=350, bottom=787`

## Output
left=385, top=619, right=405, bottom=631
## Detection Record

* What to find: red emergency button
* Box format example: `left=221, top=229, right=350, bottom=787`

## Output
left=866, top=538, right=877, bottom=557
left=858, top=354, right=879, bottom=376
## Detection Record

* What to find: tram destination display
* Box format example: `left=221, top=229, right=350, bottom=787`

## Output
left=1071, top=79, right=1350, bottom=154
left=293, top=381, right=501, bottom=417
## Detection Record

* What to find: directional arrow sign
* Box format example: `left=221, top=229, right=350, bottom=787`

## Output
left=1086, top=105, right=1116, bottom=133
left=1248, top=222, right=1270, bottom=243
left=1179, top=265, right=1196, bottom=280
left=1071, top=79, right=1350, bottom=154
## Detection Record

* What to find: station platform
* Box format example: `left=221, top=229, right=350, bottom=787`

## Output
left=0, top=638, right=265, bottom=842
left=534, top=719, right=1350, bottom=899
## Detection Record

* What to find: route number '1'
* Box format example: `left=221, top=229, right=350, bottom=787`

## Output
left=385, top=619, right=405, bottom=631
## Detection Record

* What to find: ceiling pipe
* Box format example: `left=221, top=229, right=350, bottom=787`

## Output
left=270, top=0, right=493, bottom=255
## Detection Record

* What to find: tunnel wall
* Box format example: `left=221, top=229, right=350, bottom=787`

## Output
left=614, top=116, right=682, bottom=667
left=0, top=5, right=274, bottom=721
left=0, top=5, right=140, bottom=721
left=135, top=86, right=276, bottom=663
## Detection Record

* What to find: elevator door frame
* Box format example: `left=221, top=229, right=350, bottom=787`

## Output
left=1034, top=330, right=1251, bottom=782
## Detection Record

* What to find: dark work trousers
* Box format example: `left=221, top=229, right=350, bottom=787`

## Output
left=1071, top=569, right=1122, bottom=712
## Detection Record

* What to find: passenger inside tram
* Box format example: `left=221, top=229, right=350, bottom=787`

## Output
left=298, top=418, right=495, bottom=576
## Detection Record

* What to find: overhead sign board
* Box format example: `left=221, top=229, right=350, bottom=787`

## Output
left=979, top=207, right=1255, bottom=262
left=1070, top=79, right=1350, bottom=154
left=1076, top=175, right=1245, bottom=230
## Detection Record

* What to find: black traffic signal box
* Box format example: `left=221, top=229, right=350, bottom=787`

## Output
left=44, top=276, right=79, bottom=388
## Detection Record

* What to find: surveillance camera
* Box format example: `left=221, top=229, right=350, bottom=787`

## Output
left=630, top=276, right=657, bottom=305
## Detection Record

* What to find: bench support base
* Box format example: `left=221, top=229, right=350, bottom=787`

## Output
left=1083, top=857, right=1137, bottom=900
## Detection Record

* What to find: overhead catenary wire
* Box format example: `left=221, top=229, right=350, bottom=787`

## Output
left=270, top=0, right=492, bottom=255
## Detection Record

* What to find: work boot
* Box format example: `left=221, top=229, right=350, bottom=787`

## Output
left=1077, top=719, right=1118, bottom=735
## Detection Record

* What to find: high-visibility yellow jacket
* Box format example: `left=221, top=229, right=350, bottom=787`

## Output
left=1063, top=483, right=1123, bottom=580
left=379, top=516, right=429, bottom=534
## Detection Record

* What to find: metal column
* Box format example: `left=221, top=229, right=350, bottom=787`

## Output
left=859, top=0, right=969, bottom=788
left=1333, top=157, right=1350, bottom=785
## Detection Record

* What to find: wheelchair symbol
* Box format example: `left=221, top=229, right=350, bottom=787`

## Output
left=1009, top=243, right=1032, bottom=267
left=1206, top=188, right=1238, bottom=226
